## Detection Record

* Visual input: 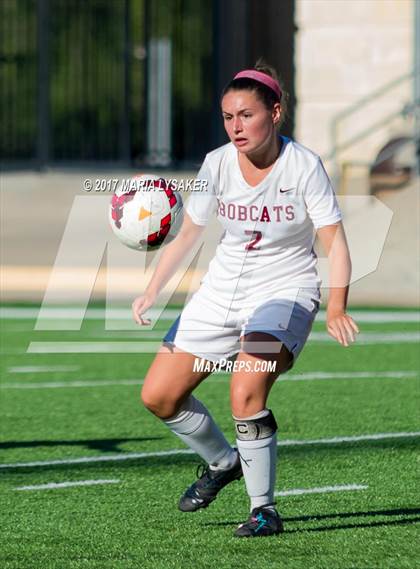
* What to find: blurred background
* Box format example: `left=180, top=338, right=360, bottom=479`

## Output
left=1, top=0, right=419, bottom=306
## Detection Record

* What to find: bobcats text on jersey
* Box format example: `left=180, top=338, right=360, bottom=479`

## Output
left=217, top=199, right=295, bottom=223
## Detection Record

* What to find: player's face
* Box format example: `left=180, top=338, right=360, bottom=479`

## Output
left=221, top=90, right=279, bottom=155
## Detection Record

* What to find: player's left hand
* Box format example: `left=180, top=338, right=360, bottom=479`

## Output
left=326, top=309, right=359, bottom=347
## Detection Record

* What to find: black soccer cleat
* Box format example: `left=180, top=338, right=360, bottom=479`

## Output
left=178, top=452, right=243, bottom=512
left=234, top=505, right=284, bottom=537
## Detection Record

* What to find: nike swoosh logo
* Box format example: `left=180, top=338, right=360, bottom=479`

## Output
left=279, top=187, right=295, bottom=193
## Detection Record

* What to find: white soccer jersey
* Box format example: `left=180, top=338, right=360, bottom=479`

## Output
left=186, top=136, right=342, bottom=306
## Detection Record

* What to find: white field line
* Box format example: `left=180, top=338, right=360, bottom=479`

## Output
left=1, top=307, right=419, bottom=323
left=5, top=328, right=420, bottom=341
left=26, top=342, right=162, bottom=353
left=0, top=307, right=181, bottom=320
left=309, top=332, right=420, bottom=344
left=1, top=431, right=419, bottom=470
left=14, top=479, right=120, bottom=491
left=72, top=329, right=167, bottom=339
left=275, top=484, right=368, bottom=497
left=317, top=312, right=419, bottom=323
left=14, top=480, right=367, bottom=495
left=69, top=330, right=420, bottom=345
left=0, top=379, right=144, bottom=389
left=280, top=371, right=418, bottom=380
left=25, top=332, right=420, bottom=354
left=7, top=365, right=80, bottom=374
left=0, top=371, right=417, bottom=390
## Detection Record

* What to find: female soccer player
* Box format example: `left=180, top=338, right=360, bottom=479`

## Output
left=132, top=63, right=359, bottom=537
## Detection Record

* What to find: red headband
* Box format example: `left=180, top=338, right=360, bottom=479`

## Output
left=234, top=70, right=282, bottom=101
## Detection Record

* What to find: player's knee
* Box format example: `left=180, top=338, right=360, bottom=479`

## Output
left=230, top=385, right=260, bottom=418
left=140, top=385, right=178, bottom=419
left=140, top=385, right=158, bottom=413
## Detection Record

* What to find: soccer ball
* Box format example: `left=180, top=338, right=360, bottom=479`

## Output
left=109, top=175, right=183, bottom=250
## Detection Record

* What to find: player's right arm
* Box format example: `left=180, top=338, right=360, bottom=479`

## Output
left=132, top=213, right=205, bottom=325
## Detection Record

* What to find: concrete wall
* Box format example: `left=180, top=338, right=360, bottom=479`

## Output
left=1, top=169, right=418, bottom=306
left=295, top=0, right=415, bottom=171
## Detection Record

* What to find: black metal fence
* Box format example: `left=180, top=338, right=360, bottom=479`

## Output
left=1, top=0, right=38, bottom=163
left=0, top=0, right=294, bottom=168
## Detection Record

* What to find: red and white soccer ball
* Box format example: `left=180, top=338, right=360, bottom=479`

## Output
left=109, top=175, right=183, bottom=251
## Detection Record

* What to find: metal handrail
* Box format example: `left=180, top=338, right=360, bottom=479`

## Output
left=328, top=67, right=420, bottom=181
left=332, top=70, right=417, bottom=124
left=333, top=107, right=416, bottom=156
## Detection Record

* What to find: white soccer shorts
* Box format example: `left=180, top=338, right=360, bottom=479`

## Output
left=163, top=284, right=320, bottom=367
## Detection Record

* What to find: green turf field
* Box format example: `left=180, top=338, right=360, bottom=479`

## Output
left=1, top=306, right=419, bottom=569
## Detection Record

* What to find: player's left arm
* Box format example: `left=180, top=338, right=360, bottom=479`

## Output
left=316, top=221, right=360, bottom=347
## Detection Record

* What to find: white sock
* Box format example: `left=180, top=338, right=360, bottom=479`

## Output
left=235, top=409, right=277, bottom=512
left=164, top=395, right=237, bottom=470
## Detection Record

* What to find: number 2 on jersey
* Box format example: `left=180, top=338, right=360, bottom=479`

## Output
left=244, top=230, right=262, bottom=250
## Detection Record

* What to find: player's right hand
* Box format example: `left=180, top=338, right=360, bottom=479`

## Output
left=132, top=291, right=156, bottom=325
